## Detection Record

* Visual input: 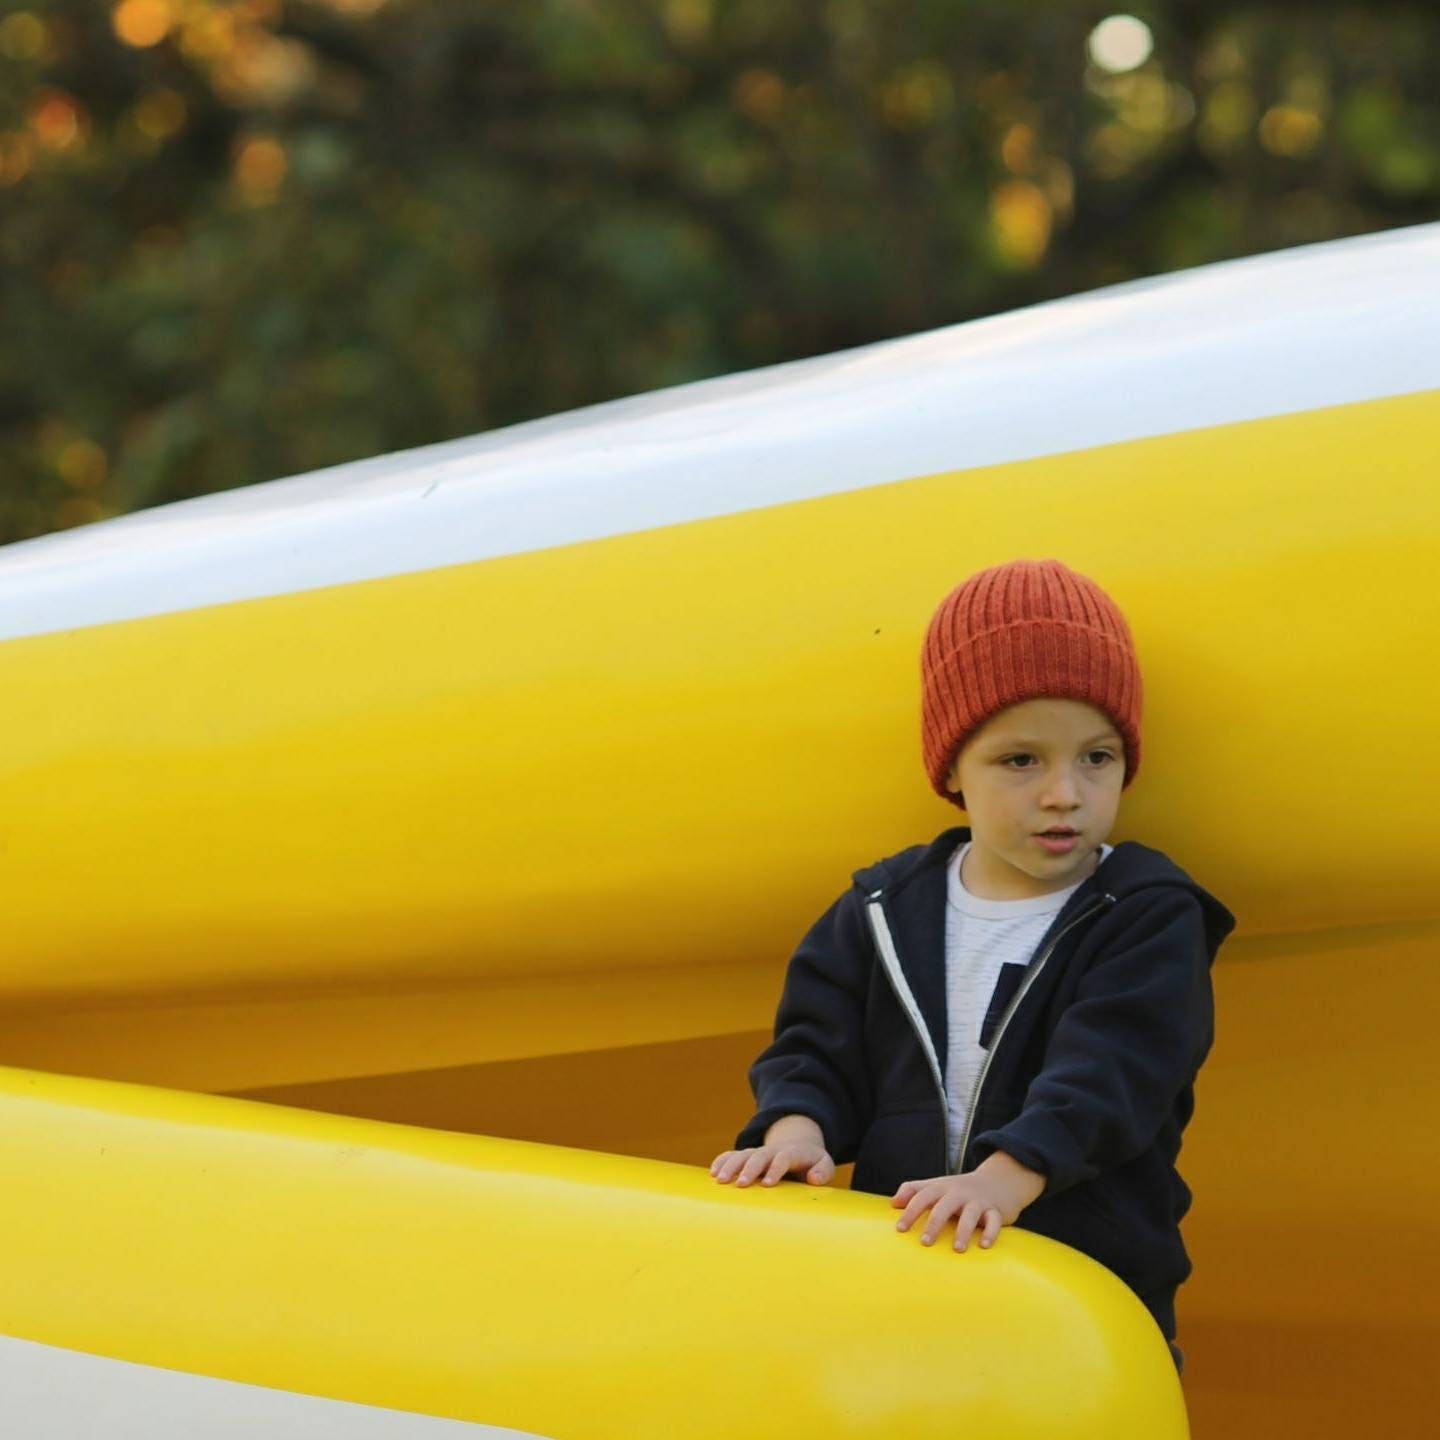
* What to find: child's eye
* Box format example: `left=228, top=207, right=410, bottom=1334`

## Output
left=1001, top=750, right=1116, bottom=769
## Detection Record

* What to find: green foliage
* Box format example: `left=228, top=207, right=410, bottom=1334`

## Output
left=0, top=0, right=1437, bottom=541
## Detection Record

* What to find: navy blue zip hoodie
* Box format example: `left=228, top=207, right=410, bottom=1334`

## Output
left=735, top=824, right=1238, bottom=1343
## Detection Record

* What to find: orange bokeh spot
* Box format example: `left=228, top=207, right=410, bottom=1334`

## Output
left=29, top=92, right=84, bottom=150
left=0, top=131, right=36, bottom=185
left=113, top=0, right=173, bottom=49
left=234, top=135, right=287, bottom=195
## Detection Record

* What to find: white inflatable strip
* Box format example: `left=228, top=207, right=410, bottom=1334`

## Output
left=0, top=221, right=1436, bottom=642
left=0, top=1332, right=548, bottom=1439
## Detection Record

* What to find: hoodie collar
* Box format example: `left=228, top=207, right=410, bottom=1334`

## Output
left=854, top=825, right=1234, bottom=932
left=850, top=825, right=1237, bottom=1072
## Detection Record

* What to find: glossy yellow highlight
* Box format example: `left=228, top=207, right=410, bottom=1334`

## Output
left=0, top=1066, right=1186, bottom=1437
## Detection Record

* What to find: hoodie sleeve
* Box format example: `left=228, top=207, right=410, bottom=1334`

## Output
left=967, top=888, right=1219, bottom=1196
left=733, top=887, right=875, bottom=1164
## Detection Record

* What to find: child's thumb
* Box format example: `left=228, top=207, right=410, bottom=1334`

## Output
left=806, top=1157, right=833, bottom=1183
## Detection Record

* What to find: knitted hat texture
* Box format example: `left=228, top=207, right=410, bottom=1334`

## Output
left=920, top=558, right=1143, bottom=810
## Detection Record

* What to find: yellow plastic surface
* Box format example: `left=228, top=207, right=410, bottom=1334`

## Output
left=0, top=1066, right=1185, bottom=1437
left=0, top=391, right=1435, bottom=1022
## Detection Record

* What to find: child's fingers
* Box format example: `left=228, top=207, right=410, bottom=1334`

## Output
left=736, top=1148, right=790, bottom=1186
left=977, top=1208, right=1002, bottom=1248
left=734, top=1151, right=766, bottom=1185
left=950, top=1200, right=988, bottom=1251
left=895, top=1182, right=945, bottom=1233
left=714, top=1148, right=755, bottom=1183
left=808, top=1153, right=834, bottom=1184
left=717, top=1146, right=832, bottom=1188
left=922, top=1194, right=969, bottom=1246
left=761, top=1148, right=794, bottom=1185
left=890, top=1177, right=935, bottom=1205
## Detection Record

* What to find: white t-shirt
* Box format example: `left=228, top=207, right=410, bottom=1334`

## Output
left=943, top=839, right=1114, bottom=1172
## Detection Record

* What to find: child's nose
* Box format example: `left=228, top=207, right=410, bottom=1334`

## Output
left=1040, top=770, right=1082, bottom=804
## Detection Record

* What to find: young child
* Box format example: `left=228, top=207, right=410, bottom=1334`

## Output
left=710, top=557, right=1236, bottom=1378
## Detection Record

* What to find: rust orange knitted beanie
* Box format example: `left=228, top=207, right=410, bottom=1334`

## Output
left=920, top=558, right=1143, bottom=810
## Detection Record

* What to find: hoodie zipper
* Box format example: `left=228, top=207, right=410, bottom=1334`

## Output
left=952, top=891, right=1118, bottom=1173
left=865, top=885, right=1119, bottom=1177
left=864, top=890, right=949, bottom=1175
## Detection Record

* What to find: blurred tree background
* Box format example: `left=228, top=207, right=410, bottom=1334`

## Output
left=1, top=0, right=1437, bottom=543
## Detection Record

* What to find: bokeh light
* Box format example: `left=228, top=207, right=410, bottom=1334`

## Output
left=0, top=0, right=1436, bottom=554
left=1259, top=105, right=1323, bottom=158
left=0, top=132, right=36, bottom=185
left=133, top=89, right=187, bottom=141
left=112, top=0, right=173, bottom=50
left=1088, top=15, right=1155, bottom=74
left=56, top=438, right=108, bottom=490
left=233, top=134, right=287, bottom=199
left=0, top=11, right=47, bottom=60
left=991, top=179, right=1052, bottom=267
left=29, top=91, right=85, bottom=151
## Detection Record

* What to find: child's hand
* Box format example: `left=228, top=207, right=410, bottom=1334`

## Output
left=890, top=1151, right=1047, bottom=1251
left=709, top=1140, right=835, bottom=1188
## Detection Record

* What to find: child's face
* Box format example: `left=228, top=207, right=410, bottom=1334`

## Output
left=944, top=697, right=1125, bottom=900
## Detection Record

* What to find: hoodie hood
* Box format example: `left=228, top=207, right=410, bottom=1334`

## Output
left=851, top=825, right=1238, bottom=962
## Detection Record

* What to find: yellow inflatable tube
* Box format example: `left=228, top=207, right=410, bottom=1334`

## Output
left=0, top=230, right=1433, bottom=1027
left=0, top=1066, right=1184, bottom=1436
left=0, top=221, right=1437, bottom=1436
